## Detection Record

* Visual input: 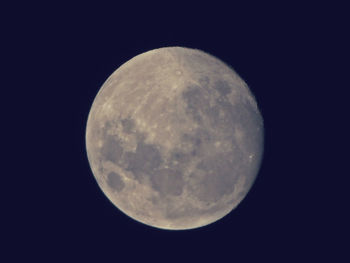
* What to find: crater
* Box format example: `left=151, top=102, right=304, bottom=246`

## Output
left=107, top=171, right=125, bottom=192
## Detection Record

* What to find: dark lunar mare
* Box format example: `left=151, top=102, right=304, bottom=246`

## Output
left=100, top=135, right=124, bottom=164
left=180, top=81, right=260, bottom=205
left=100, top=118, right=187, bottom=198
left=122, top=142, right=163, bottom=180
left=213, top=80, right=232, bottom=96
left=181, top=129, right=212, bottom=157
left=150, top=168, right=184, bottom=196
left=194, top=153, right=243, bottom=203
left=182, top=84, right=212, bottom=124
left=121, top=118, right=135, bottom=133
left=107, top=171, right=125, bottom=192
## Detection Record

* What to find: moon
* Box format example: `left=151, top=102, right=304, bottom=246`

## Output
left=85, top=47, right=264, bottom=230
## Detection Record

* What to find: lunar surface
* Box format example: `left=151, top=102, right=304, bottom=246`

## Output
left=85, top=47, right=264, bottom=230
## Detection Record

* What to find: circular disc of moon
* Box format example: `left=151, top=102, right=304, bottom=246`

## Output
left=85, top=47, right=264, bottom=230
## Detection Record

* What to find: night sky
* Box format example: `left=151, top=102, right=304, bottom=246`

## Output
left=2, top=1, right=345, bottom=262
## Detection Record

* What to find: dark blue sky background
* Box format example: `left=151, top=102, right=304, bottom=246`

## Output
left=2, top=1, right=345, bottom=262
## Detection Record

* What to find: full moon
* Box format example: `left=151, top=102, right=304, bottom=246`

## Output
left=85, top=47, right=264, bottom=230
